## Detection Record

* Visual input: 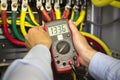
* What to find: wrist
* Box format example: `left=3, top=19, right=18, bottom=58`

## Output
left=80, top=48, right=97, bottom=67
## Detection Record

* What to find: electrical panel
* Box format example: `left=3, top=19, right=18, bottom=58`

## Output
left=0, top=0, right=120, bottom=80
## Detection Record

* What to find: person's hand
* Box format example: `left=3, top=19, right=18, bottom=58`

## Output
left=69, top=20, right=97, bottom=67
left=25, top=26, right=52, bottom=49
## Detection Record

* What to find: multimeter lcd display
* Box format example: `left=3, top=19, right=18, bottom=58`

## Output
left=48, top=24, right=69, bottom=36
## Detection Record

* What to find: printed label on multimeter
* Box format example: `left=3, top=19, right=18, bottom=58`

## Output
left=45, top=19, right=80, bottom=73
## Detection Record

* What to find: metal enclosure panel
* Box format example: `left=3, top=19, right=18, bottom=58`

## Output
left=93, top=6, right=120, bottom=59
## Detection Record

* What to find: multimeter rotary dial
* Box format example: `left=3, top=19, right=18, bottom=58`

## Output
left=56, top=41, right=70, bottom=54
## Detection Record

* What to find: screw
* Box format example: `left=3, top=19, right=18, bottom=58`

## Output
left=2, top=44, right=5, bottom=48
left=13, top=3, right=17, bottom=8
left=2, top=3, right=6, bottom=8
left=3, top=59, right=6, bottom=62
left=23, top=4, right=27, bottom=8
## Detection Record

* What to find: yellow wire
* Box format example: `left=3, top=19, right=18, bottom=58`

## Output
left=70, top=9, right=74, bottom=21
left=0, top=20, right=34, bottom=27
left=75, top=10, right=86, bottom=26
left=0, top=4, right=1, bottom=13
left=91, top=0, right=114, bottom=7
left=91, top=0, right=120, bottom=8
left=20, top=10, right=27, bottom=37
left=72, top=71, right=77, bottom=80
left=55, top=9, right=61, bottom=19
left=110, top=1, right=120, bottom=8
left=27, top=5, right=40, bottom=26
left=80, top=32, right=112, bottom=56
left=80, top=23, right=83, bottom=32
left=16, top=21, right=34, bottom=27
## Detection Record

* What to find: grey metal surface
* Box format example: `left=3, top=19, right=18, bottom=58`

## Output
left=93, top=6, right=120, bottom=58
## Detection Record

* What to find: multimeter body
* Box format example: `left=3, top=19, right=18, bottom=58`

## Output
left=45, top=19, right=80, bottom=73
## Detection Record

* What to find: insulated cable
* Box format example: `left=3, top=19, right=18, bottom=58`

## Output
left=27, top=5, right=40, bottom=26
left=54, top=2, right=61, bottom=19
left=50, top=9, right=55, bottom=20
left=11, top=0, right=25, bottom=42
left=20, top=0, right=28, bottom=37
left=20, top=9, right=27, bottom=37
left=1, top=10, right=25, bottom=46
left=109, top=1, right=120, bottom=8
left=75, top=9, right=86, bottom=26
left=91, top=0, right=114, bottom=7
left=72, top=71, right=77, bottom=80
left=91, top=0, right=120, bottom=8
left=37, top=5, right=51, bottom=22
left=62, top=9, right=70, bottom=19
left=80, top=32, right=111, bottom=56
left=69, top=60, right=80, bottom=80
left=45, top=0, right=54, bottom=20
left=70, top=9, right=74, bottom=21
left=36, top=8, right=42, bottom=25
left=79, top=23, right=83, bottom=32
left=86, top=37, right=105, bottom=53
left=73, top=4, right=80, bottom=22
left=0, top=19, right=34, bottom=28
left=61, top=4, right=71, bottom=19
left=12, top=11, right=25, bottom=41
left=73, top=10, right=79, bottom=22
left=17, top=7, right=34, bottom=25
left=55, top=9, right=61, bottom=19
left=41, top=7, right=51, bottom=22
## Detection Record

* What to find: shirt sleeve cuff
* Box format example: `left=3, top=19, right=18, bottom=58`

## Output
left=88, top=52, right=117, bottom=80
left=23, top=45, right=51, bottom=65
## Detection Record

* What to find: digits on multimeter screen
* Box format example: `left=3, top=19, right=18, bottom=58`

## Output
left=48, top=24, right=69, bottom=36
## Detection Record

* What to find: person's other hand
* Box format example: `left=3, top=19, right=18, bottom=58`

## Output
left=25, top=26, right=52, bottom=49
left=69, top=20, right=97, bottom=67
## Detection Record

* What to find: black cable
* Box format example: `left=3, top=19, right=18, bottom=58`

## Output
left=36, top=8, right=42, bottom=25
left=86, top=18, right=120, bottom=26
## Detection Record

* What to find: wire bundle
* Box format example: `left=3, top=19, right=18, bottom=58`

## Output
left=0, top=0, right=111, bottom=55
left=0, top=1, right=113, bottom=80
left=0, top=0, right=111, bottom=56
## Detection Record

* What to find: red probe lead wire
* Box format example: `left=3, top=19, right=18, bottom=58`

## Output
left=1, top=10, right=25, bottom=46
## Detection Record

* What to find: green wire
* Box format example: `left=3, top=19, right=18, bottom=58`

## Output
left=73, top=10, right=79, bottom=22
left=25, top=15, right=35, bottom=25
left=12, top=11, right=25, bottom=41
left=17, top=7, right=34, bottom=25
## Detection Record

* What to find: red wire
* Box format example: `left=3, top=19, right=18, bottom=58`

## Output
left=1, top=10, right=25, bottom=46
left=86, top=37, right=105, bottom=53
left=62, top=9, right=70, bottom=19
left=50, top=9, right=55, bottom=20
left=42, top=9, right=51, bottom=22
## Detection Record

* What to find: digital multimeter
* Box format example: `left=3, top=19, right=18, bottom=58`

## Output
left=44, top=19, right=80, bottom=73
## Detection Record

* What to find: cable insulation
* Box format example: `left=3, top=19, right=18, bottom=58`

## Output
left=75, top=10, right=86, bottom=26
left=80, top=32, right=111, bottom=56
left=28, top=6, right=40, bottom=26
left=2, top=10, right=25, bottom=46
left=20, top=10, right=27, bottom=37
left=12, top=11, right=25, bottom=41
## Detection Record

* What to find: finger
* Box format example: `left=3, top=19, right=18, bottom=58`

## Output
left=38, top=26, right=46, bottom=32
left=25, top=40, right=30, bottom=49
left=68, top=20, right=78, bottom=33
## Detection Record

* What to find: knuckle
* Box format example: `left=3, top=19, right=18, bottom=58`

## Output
left=28, top=28, right=34, bottom=33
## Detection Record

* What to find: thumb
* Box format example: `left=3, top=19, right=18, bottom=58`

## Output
left=68, top=20, right=78, bottom=34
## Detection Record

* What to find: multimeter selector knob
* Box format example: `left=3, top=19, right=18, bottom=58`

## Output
left=56, top=41, right=70, bottom=54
